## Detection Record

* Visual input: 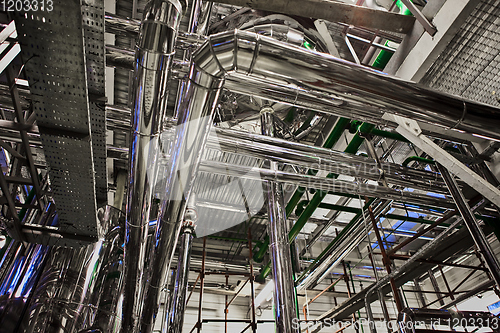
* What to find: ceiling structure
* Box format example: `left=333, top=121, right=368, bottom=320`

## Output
left=0, top=0, right=499, bottom=332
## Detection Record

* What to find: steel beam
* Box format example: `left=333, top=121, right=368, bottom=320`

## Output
left=212, top=0, right=416, bottom=33
left=388, top=114, right=500, bottom=209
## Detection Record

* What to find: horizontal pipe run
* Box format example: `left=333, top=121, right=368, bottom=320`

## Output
left=199, top=160, right=455, bottom=209
left=212, top=128, right=449, bottom=193
left=209, top=30, right=500, bottom=140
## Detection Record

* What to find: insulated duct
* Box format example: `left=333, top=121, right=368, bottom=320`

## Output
left=121, top=0, right=182, bottom=332
left=126, top=25, right=500, bottom=331
left=138, top=26, right=223, bottom=333
left=200, top=30, right=500, bottom=140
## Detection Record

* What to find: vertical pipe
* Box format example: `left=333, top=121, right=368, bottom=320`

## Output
left=93, top=207, right=124, bottom=333
left=21, top=206, right=123, bottom=333
left=165, top=193, right=197, bottom=333
left=122, top=0, right=183, bottom=331
left=167, top=227, right=193, bottom=333
left=261, top=108, right=299, bottom=333
left=139, top=31, right=222, bottom=332
left=437, top=163, right=500, bottom=290
left=225, top=273, right=229, bottom=333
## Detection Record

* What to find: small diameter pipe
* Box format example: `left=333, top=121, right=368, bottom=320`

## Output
left=166, top=227, right=194, bottom=333
left=402, top=156, right=435, bottom=168
left=261, top=109, right=299, bottom=333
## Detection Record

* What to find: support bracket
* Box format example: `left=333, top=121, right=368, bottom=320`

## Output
left=384, top=113, right=500, bottom=208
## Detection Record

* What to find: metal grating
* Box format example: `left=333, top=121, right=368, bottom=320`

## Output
left=421, top=0, right=500, bottom=106
left=13, top=0, right=104, bottom=243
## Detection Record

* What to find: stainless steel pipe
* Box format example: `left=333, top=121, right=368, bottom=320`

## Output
left=139, top=31, right=223, bottom=333
left=21, top=207, right=123, bottom=333
left=198, top=160, right=456, bottom=209
left=261, top=109, right=299, bottom=333
left=198, top=30, right=500, bottom=140
left=211, top=128, right=449, bottom=193
left=165, top=227, right=194, bottom=333
left=122, top=0, right=182, bottom=331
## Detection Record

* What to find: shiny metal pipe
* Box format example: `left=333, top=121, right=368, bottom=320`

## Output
left=239, top=16, right=328, bottom=53
left=22, top=244, right=103, bottom=332
left=437, top=164, right=500, bottom=290
left=166, top=227, right=193, bottom=333
left=211, top=129, right=449, bottom=193
left=198, top=160, right=455, bottom=209
left=122, top=0, right=182, bottom=331
left=22, top=206, right=123, bottom=333
left=92, top=207, right=124, bottom=333
left=261, top=109, right=299, bottom=333
left=0, top=243, right=48, bottom=331
left=139, top=46, right=223, bottom=332
left=199, top=30, right=500, bottom=140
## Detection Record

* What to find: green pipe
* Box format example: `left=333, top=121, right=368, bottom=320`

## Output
left=253, top=117, right=351, bottom=262
left=371, top=1, right=412, bottom=70
left=402, top=156, right=435, bottom=167
left=350, top=120, right=409, bottom=142
left=370, top=128, right=409, bottom=142
left=296, top=200, right=362, bottom=216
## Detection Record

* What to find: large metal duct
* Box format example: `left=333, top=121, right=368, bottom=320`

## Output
left=103, top=19, right=500, bottom=141
left=200, top=30, right=500, bottom=140
left=261, top=108, right=299, bottom=333
left=138, top=27, right=223, bottom=333
left=199, top=160, right=455, bottom=209
left=121, top=0, right=182, bottom=331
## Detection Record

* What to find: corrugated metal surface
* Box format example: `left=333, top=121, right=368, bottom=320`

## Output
left=421, top=0, right=500, bottom=106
